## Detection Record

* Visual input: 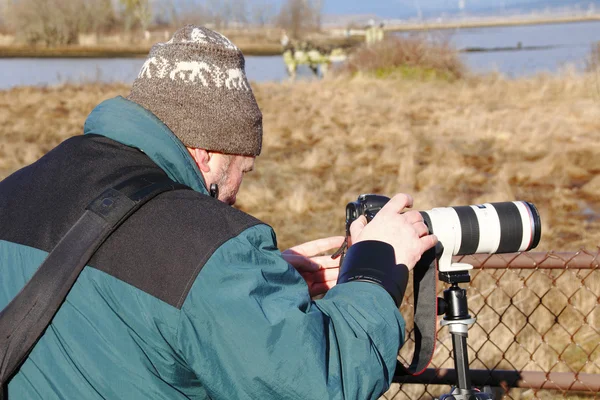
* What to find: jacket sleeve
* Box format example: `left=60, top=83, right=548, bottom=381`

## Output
left=176, top=224, right=406, bottom=400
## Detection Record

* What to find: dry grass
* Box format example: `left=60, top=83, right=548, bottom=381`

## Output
left=0, top=84, right=126, bottom=177
left=1, top=74, right=599, bottom=251
left=586, top=42, right=600, bottom=72
left=1, top=72, right=599, bottom=399
left=334, top=36, right=466, bottom=81
left=245, top=73, right=600, bottom=253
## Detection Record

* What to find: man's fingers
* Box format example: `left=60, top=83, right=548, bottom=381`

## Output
left=414, top=222, right=430, bottom=238
left=379, top=193, right=414, bottom=215
left=309, top=256, right=341, bottom=268
left=311, top=268, right=340, bottom=282
left=403, top=210, right=424, bottom=224
left=285, top=252, right=341, bottom=276
left=300, top=269, right=339, bottom=284
left=420, top=234, right=438, bottom=252
left=283, top=236, right=346, bottom=257
left=282, top=253, right=319, bottom=272
left=349, top=215, right=367, bottom=241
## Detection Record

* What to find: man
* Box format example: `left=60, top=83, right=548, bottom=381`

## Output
left=365, top=21, right=385, bottom=47
left=0, top=26, right=436, bottom=399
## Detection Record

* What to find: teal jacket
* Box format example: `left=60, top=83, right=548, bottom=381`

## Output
left=0, top=97, right=405, bottom=399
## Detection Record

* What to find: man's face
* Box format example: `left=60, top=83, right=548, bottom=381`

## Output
left=212, top=154, right=255, bottom=205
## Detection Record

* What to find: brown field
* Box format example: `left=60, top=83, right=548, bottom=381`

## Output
left=1, top=73, right=598, bottom=251
left=1, top=71, right=599, bottom=399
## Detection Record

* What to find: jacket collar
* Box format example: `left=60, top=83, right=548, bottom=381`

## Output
left=84, top=96, right=208, bottom=195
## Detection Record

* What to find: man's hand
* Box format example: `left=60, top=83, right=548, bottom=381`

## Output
left=350, top=193, right=438, bottom=270
left=282, top=236, right=345, bottom=297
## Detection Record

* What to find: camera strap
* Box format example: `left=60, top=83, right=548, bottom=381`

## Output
left=0, top=173, right=190, bottom=398
left=394, top=246, right=440, bottom=377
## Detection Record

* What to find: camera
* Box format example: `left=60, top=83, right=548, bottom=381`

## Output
left=344, top=194, right=542, bottom=273
left=346, top=194, right=391, bottom=223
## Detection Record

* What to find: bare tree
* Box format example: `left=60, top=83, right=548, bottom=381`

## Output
left=134, top=0, right=152, bottom=33
left=152, top=0, right=177, bottom=27
left=204, top=0, right=235, bottom=29
left=312, top=0, right=323, bottom=31
left=229, top=0, right=248, bottom=27
left=5, top=0, right=115, bottom=46
left=276, top=0, right=323, bottom=39
left=152, top=0, right=273, bottom=30
left=0, top=0, right=8, bottom=33
left=123, top=0, right=276, bottom=31
left=251, top=0, right=276, bottom=27
left=81, top=0, right=116, bottom=36
left=119, top=0, right=152, bottom=35
left=164, top=0, right=212, bottom=27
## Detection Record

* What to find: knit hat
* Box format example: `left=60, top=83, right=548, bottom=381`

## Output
left=128, top=25, right=262, bottom=156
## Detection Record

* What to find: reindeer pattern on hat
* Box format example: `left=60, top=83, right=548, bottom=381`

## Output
left=138, top=56, right=250, bottom=91
left=138, top=27, right=249, bottom=90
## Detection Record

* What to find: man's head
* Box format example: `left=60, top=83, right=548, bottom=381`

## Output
left=127, top=25, right=262, bottom=203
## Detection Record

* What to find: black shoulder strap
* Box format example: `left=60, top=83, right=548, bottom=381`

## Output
left=0, top=173, right=190, bottom=395
left=395, top=246, right=440, bottom=377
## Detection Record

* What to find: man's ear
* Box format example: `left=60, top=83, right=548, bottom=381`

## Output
left=188, top=148, right=211, bottom=173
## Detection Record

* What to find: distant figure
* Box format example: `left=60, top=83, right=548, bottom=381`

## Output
left=280, top=30, right=290, bottom=47
left=377, top=23, right=385, bottom=42
left=365, top=21, right=385, bottom=46
left=282, top=40, right=347, bottom=81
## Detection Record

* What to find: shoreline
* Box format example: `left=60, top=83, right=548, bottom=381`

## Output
left=386, top=13, right=600, bottom=32
left=0, top=43, right=577, bottom=61
left=0, top=15, right=598, bottom=59
left=0, top=43, right=284, bottom=58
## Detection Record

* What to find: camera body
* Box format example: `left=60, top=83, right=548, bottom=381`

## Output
left=345, top=194, right=390, bottom=227
left=344, top=194, right=541, bottom=273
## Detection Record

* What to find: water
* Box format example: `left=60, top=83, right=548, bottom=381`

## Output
left=1, top=21, right=599, bottom=89
left=434, top=20, right=600, bottom=77
left=0, top=56, right=290, bottom=90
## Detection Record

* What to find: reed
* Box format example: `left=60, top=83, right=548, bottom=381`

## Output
left=586, top=41, right=600, bottom=72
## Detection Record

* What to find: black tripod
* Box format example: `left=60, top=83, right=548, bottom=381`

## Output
left=436, top=270, right=493, bottom=400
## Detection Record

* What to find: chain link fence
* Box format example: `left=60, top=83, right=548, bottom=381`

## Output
left=383, top=248, right=600, bottom=399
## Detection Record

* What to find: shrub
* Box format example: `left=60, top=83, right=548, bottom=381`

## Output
left=335, top=35, right=466, bottom=81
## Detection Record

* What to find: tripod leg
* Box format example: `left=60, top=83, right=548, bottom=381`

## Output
left=452, top=332, right=472, bottom=390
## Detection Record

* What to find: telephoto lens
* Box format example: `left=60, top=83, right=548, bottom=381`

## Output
left=420, top=202, right=541, bottom=256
